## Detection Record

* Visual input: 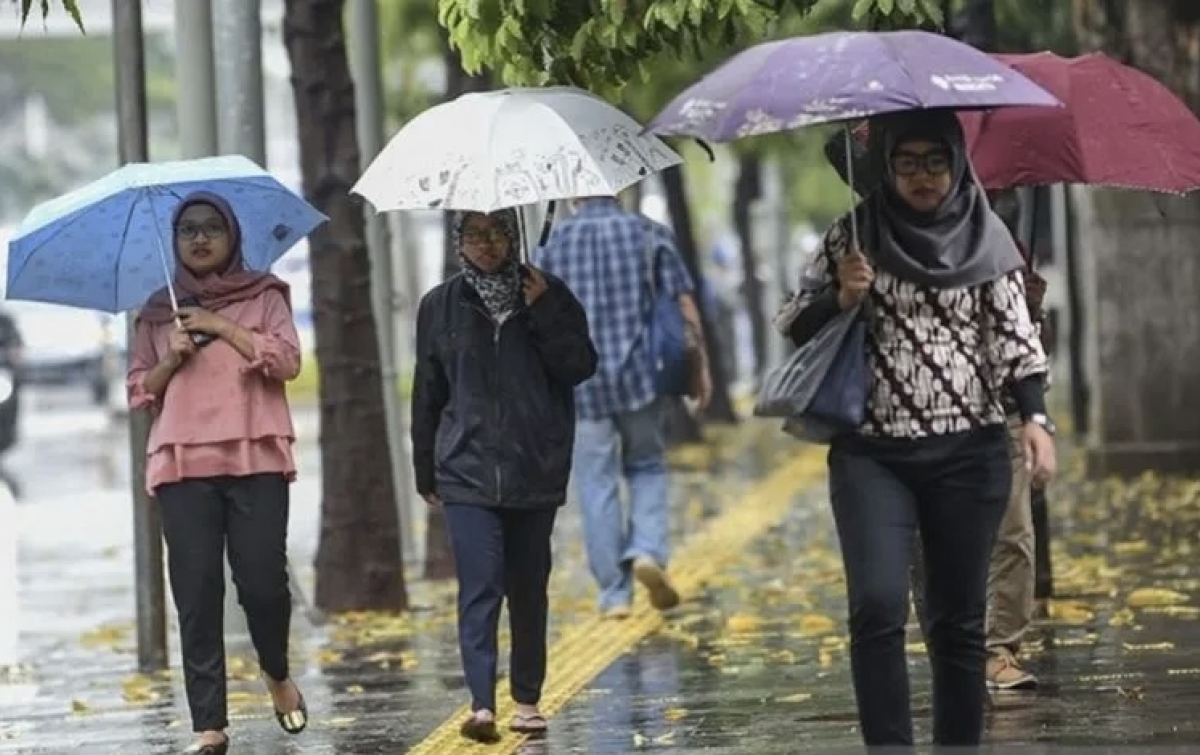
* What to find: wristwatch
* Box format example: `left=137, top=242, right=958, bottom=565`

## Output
left=1025, top=412, right=1057, bottom=436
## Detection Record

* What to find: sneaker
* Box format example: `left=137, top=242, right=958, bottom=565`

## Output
left=602, top=605, right=632, bottom=621
left=632, top=557, right=680, bottom=610
left=987, top=651, right=1037, bottom=691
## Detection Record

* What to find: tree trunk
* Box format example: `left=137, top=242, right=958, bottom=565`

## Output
left=1071, top=0, right=1200, bottom=475
left=661, top=165, right=738, bottom=424
left=732, top=152, right=767, bottom=377
left=283, top=0, right=407, bottom=612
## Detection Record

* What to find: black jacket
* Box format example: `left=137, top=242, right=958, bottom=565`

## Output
left=411, top=272, right=598, bottom=509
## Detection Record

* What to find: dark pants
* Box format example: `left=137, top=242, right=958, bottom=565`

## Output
left=443, top=503, right=557, bottom=713
left=828, top=426, right=1010, bottom=749
left=157, top=473, right=292, bottom=732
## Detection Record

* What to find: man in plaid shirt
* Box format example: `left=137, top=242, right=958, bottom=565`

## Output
left=535, top=196, right=711, bottom=617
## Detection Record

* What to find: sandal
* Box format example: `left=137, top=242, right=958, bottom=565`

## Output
left=273, top=681, right=309, bottom=735
left=510, top=712, right=548, bottom=734
left=182, top=735, right=229, bottom=754
left=460, top=712, right=501, bottom=744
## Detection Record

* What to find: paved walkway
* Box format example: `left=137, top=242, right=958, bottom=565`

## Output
left=5, top=422, right=1200, bottom=754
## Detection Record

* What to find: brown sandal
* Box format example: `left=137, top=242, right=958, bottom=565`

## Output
left=510, top=712, right=548, bottom=734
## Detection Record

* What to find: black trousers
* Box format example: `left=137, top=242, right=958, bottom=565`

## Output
left=828, top=426, right=1011, bottom=750
left=443, top=503, right=557, bottom=713
left=157, top=473, right=292, bottom=732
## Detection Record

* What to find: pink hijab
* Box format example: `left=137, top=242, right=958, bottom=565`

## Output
left=138, top=191, right=289, bottom=324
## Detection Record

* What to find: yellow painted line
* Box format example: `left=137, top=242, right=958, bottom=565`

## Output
left=407, top=442, right=827, bottom=755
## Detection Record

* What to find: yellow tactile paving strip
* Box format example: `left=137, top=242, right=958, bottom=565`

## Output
left=407, top=445, right=827, bottom=755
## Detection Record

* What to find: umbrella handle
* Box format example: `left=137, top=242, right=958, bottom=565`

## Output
left=538, top=201, right=557, bottom=248
left=845, top=127, right=861, bottom=252
left=147, top=191, right=181, bottom=314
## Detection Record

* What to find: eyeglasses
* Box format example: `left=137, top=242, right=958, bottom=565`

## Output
left=462, top=229, right=508, bottom=245
left=890, top=150, right=953, bottom=178
left=176, top=221, right=228, bottom=240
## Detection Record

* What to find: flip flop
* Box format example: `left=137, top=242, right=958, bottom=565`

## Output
left=510, top=712, right=548, bottom=734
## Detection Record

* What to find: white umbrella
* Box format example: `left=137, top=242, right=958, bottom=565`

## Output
left=351, top=86, right=683, bottom=214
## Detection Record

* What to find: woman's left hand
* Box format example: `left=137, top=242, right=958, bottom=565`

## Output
left=1021, top=422, right=1057, bottom=488
left=177, top=306, right=230, bottom=337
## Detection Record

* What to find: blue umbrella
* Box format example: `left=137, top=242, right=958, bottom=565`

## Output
left=5, top=155, right=327, bottom=313
left=648, top=30, right=1060, bottom=142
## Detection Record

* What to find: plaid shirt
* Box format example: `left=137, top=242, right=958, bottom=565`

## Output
left=534, top=198, right=693, bottom=420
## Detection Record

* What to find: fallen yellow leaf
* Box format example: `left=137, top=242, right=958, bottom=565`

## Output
left=1142, top=605, right=1200, bottom=618
left=663, top=707, right=688, bottom=721
left=797, top=613, right=837, bottom=637
left=1122, top=641, right=1175, bottom=652
left=1127, top=588, right=1190, bottom=608
left=1048, top=600, right=1096, bottom=625
left=777, top=692, right=812, bottom=703
left=725, top=614, right=763, bottom=633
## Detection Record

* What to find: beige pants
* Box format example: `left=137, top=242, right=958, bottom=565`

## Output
left=910, top=418, right=1035, bottom=654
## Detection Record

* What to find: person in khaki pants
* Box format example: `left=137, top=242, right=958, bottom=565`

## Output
left=983, top=416, right=1041, bottom=688
left=912, top=191, right=1051, bottom=689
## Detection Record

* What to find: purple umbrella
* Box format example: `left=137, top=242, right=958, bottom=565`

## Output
left=648, top=30, right=1060, bottom=142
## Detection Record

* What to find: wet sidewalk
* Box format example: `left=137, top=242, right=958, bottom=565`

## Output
left=0, top=419, right=798, bottom=754
left=6, top=423, right=1200, bottom=753
left=537, top=458, right=1200, bottom=753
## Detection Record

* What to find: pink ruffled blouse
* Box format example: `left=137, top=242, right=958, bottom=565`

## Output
left=126, top=289, right=301, bottom=495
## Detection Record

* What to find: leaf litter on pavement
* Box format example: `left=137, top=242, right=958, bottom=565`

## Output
left=632, top=444, right=1200, bottom=727
left=22, top=430, right=1200, bottom=741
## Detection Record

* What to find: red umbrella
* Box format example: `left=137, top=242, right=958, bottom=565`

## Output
left=960, top=51, right=1200, bottom=193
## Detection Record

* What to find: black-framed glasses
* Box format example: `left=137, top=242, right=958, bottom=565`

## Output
left=890, top=150, right=952, bottom=178
left=462, top=229, right=507, bottom=245
left=176, top=220, right=228, bottom=240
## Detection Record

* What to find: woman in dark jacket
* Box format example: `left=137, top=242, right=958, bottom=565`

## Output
left=411, top=208, right=598, bottom=743
left=775, top=109, right=1056, bottom=748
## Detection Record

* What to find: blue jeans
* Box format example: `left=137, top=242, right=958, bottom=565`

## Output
left=572, top=400, right=670, bottom=611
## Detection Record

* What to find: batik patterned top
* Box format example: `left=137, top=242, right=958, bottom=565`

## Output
left=774, top=217, right=1047, bottom=439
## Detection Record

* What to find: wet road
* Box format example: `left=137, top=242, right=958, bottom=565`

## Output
left=4, top=396, right=1200, bottom=753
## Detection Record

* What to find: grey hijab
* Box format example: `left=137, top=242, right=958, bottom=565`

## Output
left=852, top=109, right=1024, bottom=289
left=452, top=209, right=523, bottom=317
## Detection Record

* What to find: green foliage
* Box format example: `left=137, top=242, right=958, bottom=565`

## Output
left=436, top=0, right=830, bottom=98
left=378, top=0, right=444, bottom=128
left=0, top=34, right=177, bottom=126
left=990, top=0, right=1076, bottom=54
left=14, top=0, right=84, bottom=32
left=850, top=0, right=941, bottom=29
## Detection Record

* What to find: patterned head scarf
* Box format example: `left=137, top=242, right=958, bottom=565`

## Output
left=453, top=209, right=523, bottom=317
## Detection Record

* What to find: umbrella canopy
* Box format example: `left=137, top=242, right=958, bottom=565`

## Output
left=6, top=155, right=326, bottom=313
left=352, top=86, right=682, bottom=213
left=959, top=52, right=1200, bottom=192
left=648, top=29, right=1059, bottom=142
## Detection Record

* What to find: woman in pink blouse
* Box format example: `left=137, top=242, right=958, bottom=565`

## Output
left=127, top=191, right=307, bottom=755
